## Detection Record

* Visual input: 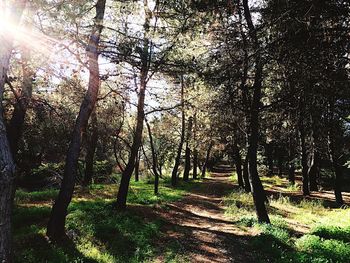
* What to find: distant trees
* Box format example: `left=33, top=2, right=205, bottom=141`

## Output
left=263, top=0, right=350, bottom=203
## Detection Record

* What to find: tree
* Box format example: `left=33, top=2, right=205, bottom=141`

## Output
left=115, top=0, right=153, bottom=210
left=241, top=0, right=270, bottom=223
left=0, top=1, right=27, bottom=260
left=171, top=75, right=186, bottom=186
left=47, top=0, right=106, bottom=240
left=83, top=109, right=98, bottom=186
left=183, top=116, right=193, bottom=181
left=7, top=23, right=34, bottom=158
left=145, top=118, right=160, bottom=194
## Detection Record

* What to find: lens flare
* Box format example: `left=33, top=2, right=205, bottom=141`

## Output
left=0, top=4, right=56, bottom=58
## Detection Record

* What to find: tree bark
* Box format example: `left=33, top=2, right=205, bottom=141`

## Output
left=83, top=110, right=98, bottom=187
left=308, top=152, right=319, bottom=191
left=308, top=128, right=319, bottom=191
left=192, top=113, right=198, bottom=179
left=265, top=142, right=274, bottom=175
left=193, top=149, right=198, bottom=179
left=183, top=143, right=191, bottom=181
left=242, top=0, right=270, bottom=224
left=277, top=147, right=284, bottom=176
left=300, top=127, right=309, bottom=195
left=233, top=141, right=244, bottom=188
left=299, top=99, right=310, bottom=196
left=333, top=164, right=343, bottom=206
left=242, top=156, right=251, bottom=192
left=0, top=1, right=26, bottom=261
left=288, top=163, right=295, bottom=185
left=134, top=149, right=140, bottom=182
left=201, top=141, right=213, bottom=178
left=8, top=36, right=34, bottom=158
left=288, top=127, right=296, bottom=185
left=183, top=116, right=193, bottom=181
left=328, top=101, right=344, bottom=206
left=145, top=119, right=159, bottom=195
left=171, top=75, right=185, bottom=186
left=116, top=0, right=151, bottom=209
left=47, top=0, right=106, bottom=240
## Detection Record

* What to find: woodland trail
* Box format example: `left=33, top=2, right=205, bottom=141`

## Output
left=147, top=166, right=258, bottom=263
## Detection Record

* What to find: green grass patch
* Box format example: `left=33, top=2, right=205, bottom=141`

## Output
left=311, top=226, right=350, bottom=243
left=295, top=235, right=350, bottom=263
left=15, top=189, right=59, bottom=203
left=13, top=178, right=199, bottom=263
left=127, top=180, right=186, bottom=205
left=224, top=174, right=350, bottom=263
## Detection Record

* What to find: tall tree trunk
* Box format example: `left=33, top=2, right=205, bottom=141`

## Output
left=288, top=163, right=295, bottom=185
left=287, top=127, right=296, bottom=185
left=277, top=147, right=284, bottom=176
left=333, top=164, right=343, bottom=206
left=243, top=0, right=270, bottom=224
left=193, top=149, right=198, bottom=179
left=192, top=113, right=198, bottom=179
left=242, top=156, right=251, bottom=192
left=308, top=123, right=319, bottom=191
left=171, top=75, right=185, bottom=186
left=308, top=151, right=319, bottom=191
left=238, top=4, right=252, bottom=192
left=83, top=110, right=98, bottom=187
left=299, top=99, right=310, bottom=196
left=265, top=142, right=274, bottom=175
left=145, top=119, right=159, bottom=195
left=0, top=1, right=26, bottom=261
left=300, top=127, right=309, bottom=195
left=201, top=141, right=213, bottom=178
left=183, top=116, right=193, bottom=181
left=116, top=0, right=152, bottom=209
left=134, top=149, right=140, bottom=182
left=233, top=141, right=244, bottom=188
left=116, top=83, right=146, bottom=209
left=328, top=101, right=344, bottom=206
left=183, top=143, right=191, bottom=181
left=47, top=0, right=106, bottom=240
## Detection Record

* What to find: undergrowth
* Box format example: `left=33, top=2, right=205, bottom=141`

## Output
left=225, top=174, right=350, bottom=263
left=13, top=179, right=197, bottom=263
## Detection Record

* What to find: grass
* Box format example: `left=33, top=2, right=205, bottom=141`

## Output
left=15, top=189, right=59, bottom=203
left=127, top=181, right=186, bottom=205
left=13, top=178, right=196, bottom=263
left=225, top=174, right=350, bottom=263
left=14, top=170, right=350, bottom=263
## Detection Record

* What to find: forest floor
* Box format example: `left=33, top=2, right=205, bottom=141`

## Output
left=148, top=166, right=258, bottom=263
left=13, top=166, right=350, bottom=263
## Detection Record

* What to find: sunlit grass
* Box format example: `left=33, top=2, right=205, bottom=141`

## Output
left=224, top=174, right=350, bottom=263
left=13, top=178, right=195, bottom=263
left=14, top=172, right=350, bottom=263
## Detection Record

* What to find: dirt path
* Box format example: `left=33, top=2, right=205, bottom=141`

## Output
left=152, top=166, right=257, bottom=263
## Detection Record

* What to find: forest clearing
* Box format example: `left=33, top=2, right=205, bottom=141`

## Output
left=1, top=0, right=350, bottom=262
